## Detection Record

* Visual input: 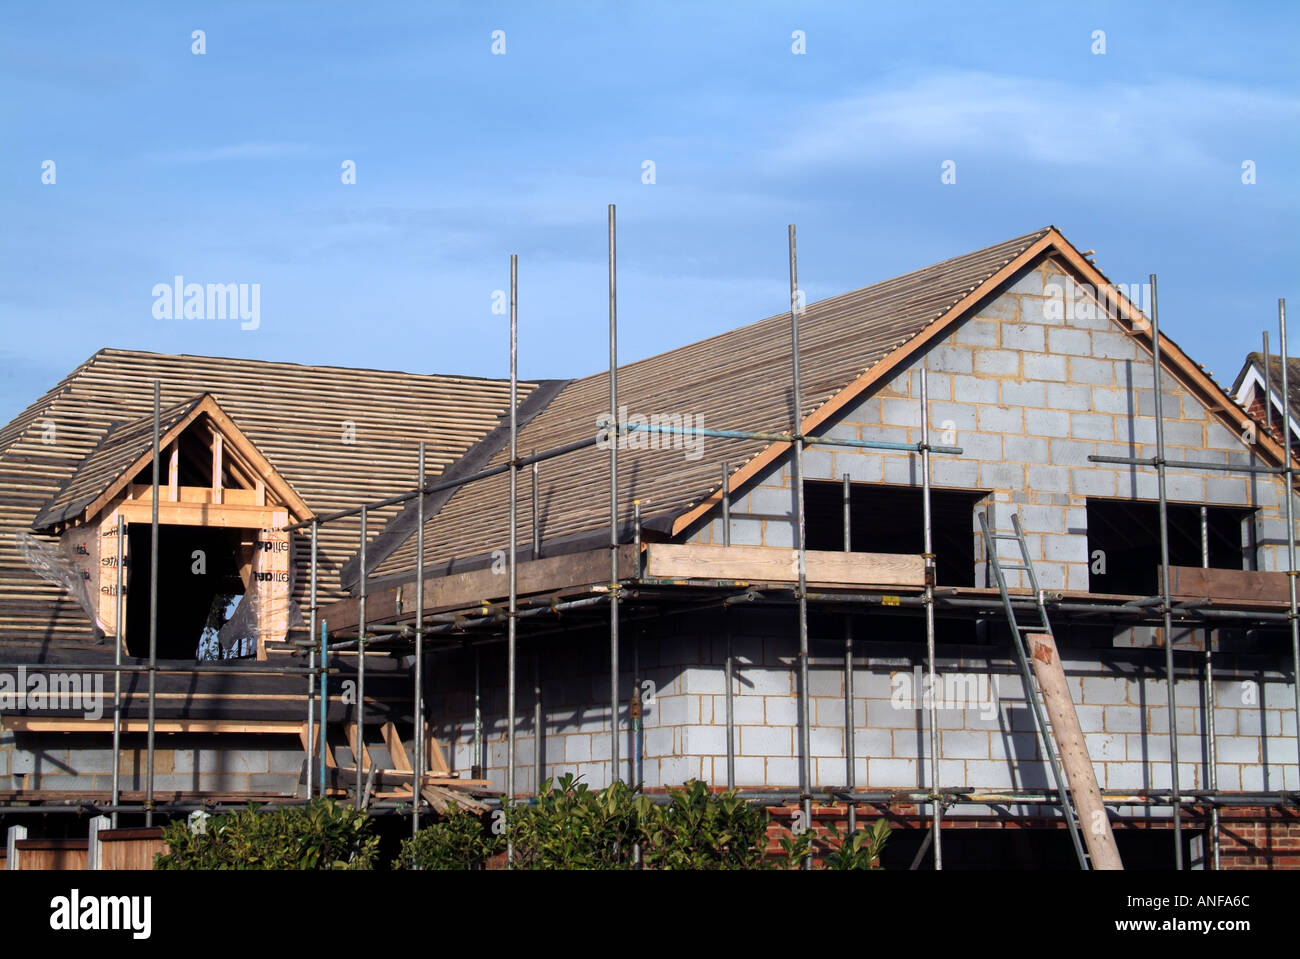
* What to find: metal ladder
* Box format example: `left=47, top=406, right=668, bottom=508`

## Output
left=978, top=511, right=1090, bottom=870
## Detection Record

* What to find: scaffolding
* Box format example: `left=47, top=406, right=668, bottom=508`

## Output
left=2, top=212, right=1298, bottom=873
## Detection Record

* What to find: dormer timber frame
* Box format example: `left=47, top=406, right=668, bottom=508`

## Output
left=34, top=394, right=312, bottom=660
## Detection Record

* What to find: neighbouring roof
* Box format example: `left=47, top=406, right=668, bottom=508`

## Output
left=1231, top=352, right=1300, bottom=425
left=0, top=350, right=539, bottom=646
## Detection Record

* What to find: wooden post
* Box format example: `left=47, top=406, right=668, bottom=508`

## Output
left=167, top=443, right=179, bottom=502
left=1027, top=633, right=1123, bottom=870
left=211, top=431, right=223, bottom=505
left=88, top=815, right=110, bottom=870
left=6, top=825, right=26, bottom=870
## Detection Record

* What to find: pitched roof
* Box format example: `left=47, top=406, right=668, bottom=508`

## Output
left=365, top=226, right=1296, bottom=588
left=0, top=350, right=537, bottom=647
left=366, top=228, right=1052, bottom=583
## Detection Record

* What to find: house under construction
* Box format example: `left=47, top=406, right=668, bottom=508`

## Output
left=1, top=219, right=1297, bottom=870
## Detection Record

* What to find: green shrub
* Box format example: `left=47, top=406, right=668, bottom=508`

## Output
left=397, top=802, right=504, bottom=869
left=507, top=774, right=646, bottom=870
left=821, top=817, right=891, bottom=870
left=155, top=798, right=379, bottom=870
left=640, top=779, right=770, bottom=870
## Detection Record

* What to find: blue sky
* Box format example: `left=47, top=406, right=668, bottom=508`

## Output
left=2, top=1, right=1297, bottom=423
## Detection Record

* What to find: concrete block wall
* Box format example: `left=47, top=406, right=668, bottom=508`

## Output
left=0, top=734, right=306, bottom=796
left=427, top=612, right=1298, bottom=803
left=690, top=258, right=1299, bottom=590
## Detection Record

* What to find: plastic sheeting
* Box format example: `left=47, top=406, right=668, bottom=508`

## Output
left=216, top=531, right=302, bottom=654
left=15, top=529, right=107, bottom=634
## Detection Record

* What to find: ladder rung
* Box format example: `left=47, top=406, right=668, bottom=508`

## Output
left=998, top=564, right=1030, bottom=571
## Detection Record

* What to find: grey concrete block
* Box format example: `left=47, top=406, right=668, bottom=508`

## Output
left=859, top=425, right=911, bottom=445
left=1025, top=410, right=1070, bottom=442
left=1048, top=328, right=1091, bottom=355
left=1090, top=331, right=1137, bottom=359
left=1047, top=383, right=1091, bottom=411
left=1163, top=420, right=1205, bottom=448
left=1048, top=438, right=1094, bottom=466
left=867, top=758, right=917, bottom=787
left=931, top=401, right=977, bottom=430
left=977, top=405, right=1024, bottom=434
left=1070, top=470, right=1116, bottom=496
left=765, top=696, right=798, bottom=726
left=1004, top=323, right=1045, bottom=352
left=835, top=453, right=884, bottom=483
left=1022, top=352, right=1067, bottom=381
left=741, top=725, right=792, bottom=756
left=1069, top=356, right=1114, bottom=386
left=748, top=486, right=795, bottom=515
left=955, top=318, right=999, bottom=346
left=951, top=374, right=1000, bottom=403
left=1003, top=435, right=1049, bottom=463
left=1070, top=412, right=1114, bottom=441
left=250, top=774, right=299, bottom=794
left=1001, top=380, right=1047, bottom=408
left=942, top=730, right=989, bottom=759
left=973, top=349, right=1019, bottom=375
left=931, top=458, right=979, bottom=488
left=927, top=344, right=973, bottom=374
left=1008, top=270, right=1044, bottom=295
left=882, top=456, right=918, bottom=485
left=1217, top=736, right=1261, bottom=763
left=979, top=462, right=1025, bottom=490
left=881, top=398, right=922, bottom=428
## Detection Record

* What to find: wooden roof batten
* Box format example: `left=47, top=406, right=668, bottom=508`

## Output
left=33, top=393, right=312, bottom=532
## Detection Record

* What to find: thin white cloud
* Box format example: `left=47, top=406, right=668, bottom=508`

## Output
left=146, top=141, right=312, bottom=164
left=767, top=72, right=1300, bottom=172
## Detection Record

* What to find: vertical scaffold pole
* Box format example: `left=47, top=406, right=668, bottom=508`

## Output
left=1150, top=273, right=1183, bottom=869
left=1278, top=299, right=1300, bottom=786
left=532, top=456, right=542, bottom=796
left=307, top=519, right=318, bottom=800
left=111, top=514, right=124, bottom=827
left=921, top=368, right=941, bottom=869
left=608, top=204, right=621, bottom=786
left=789, top=224, right=812, bottom=869
left=723, top=461, right=735, bottom=790
left=843, top=472, right=856, bottom=835
left=414, top=441, right=425, bottom=838
left=507, top=253, right=519, bottom=863
left=146, top=380, right=160, bottom=827
left=319, top=620, right=328, bottom=793
left=356, top=506, right=367, bottom=810
left=1200, top=505, right=1219, bottom=869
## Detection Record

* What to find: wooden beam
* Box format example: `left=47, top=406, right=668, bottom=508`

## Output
left=644, top=543, right=925, bottom=588
left=425, top=722, right=450, bottom=776
left=114, top=500, right=287, bottom=530
left=1164, top=565, right=1290, bottom=606
left=322, top=544, right=639, bottom=631
left=3, top=717, right=304, bottom=734
left=381, top=721, right=412, bottom=772
left=345, top=722, right=372, bottom=772
left=1026, top=633, right=1123, bottom=870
